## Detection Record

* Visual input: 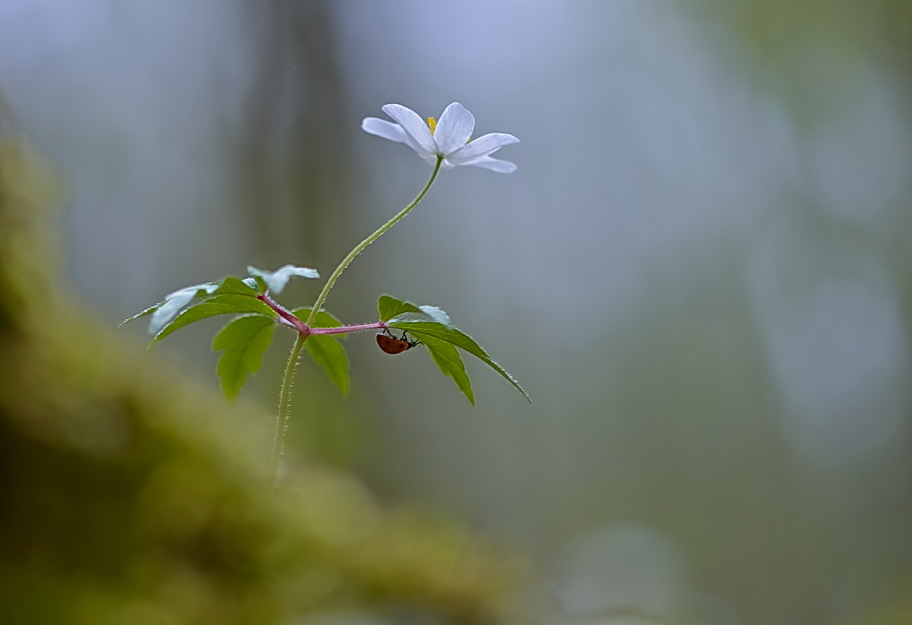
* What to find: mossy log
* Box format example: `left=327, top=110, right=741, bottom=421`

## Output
left=0, top=138, right=514, bottom=625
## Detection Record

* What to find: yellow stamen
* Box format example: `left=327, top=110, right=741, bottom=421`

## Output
left=427, top=117, right=437, bottom=134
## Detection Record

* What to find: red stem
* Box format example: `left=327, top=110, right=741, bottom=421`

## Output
left=257, top=294, right=386, bottom=336
left=309, top=322, right=386, bottom=335
left=258, top=294, right=308, bottom=333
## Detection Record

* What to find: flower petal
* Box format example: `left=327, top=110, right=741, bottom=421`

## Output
left=381, top=104, right=437, bottom=157
left=454, top=155, right=518, bottom=174
left=361, top=117, right=409, bottom=144
left=445, top=132, right=520, bottom=165
left=433, top=102, right=475, bottom=156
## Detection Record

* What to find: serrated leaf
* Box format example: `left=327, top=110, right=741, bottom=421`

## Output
left=120, top=303, right=158, bottom=327
left=417, top=305, right=451, bottom=325
left=153, top=295, right=275, bottom=343
left=212, top=315, right=277, bottom=399
left=386, top=317, right=530, bottom=402
left=147, top=282, right=220, bottom=335
left=242, top=277, right=259, bottom=291
left=247, top=264, right=320, bottom=295
left=216, top=275, right=259, bottom=296
left=415, top=334, right=474, bottom=404
left=124, top=275, right=260, bottom=332
left=377, top=294, right=422, bottom=322
left=292, top=307, right=350, bottom=393
left=377, top=294, right=452, bottom=326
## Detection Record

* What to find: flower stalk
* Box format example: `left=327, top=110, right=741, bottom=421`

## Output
left=269, top=156, right=443, bottom=485
left=304, top=156, right=443, bottom=326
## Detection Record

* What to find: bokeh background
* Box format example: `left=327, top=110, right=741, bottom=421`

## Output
left=2, top=1, right=911, bottom=623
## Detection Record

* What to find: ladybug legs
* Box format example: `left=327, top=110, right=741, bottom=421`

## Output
left=383, top=327, right=421, bottom=348
left=398, top=330, right=421, bottom=348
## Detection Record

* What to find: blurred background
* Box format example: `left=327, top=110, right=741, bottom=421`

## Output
left=1, top=1, right=911, bottom=623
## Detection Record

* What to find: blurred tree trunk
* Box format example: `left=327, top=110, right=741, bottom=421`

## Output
left=237, top=0, right=353, bottom=272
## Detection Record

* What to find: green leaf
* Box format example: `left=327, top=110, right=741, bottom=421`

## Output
left=120, top=303, right=158, bottom=327
left=292, top=307, right=350, bottom=394
left=247, top=264, right=320, bottom=295
left=304, top=336, right=350, bottom=395
left=416, top=305, right=451, bottom=325
left=123, top=275, right=259, bottom=332
left=377, top=294, right=422, bottom=322
left=378, top=294, right=528, bottom=402
left=387, top=317, right=530, bottom=403
left=378, top=294, right=451, bottom=325
left=212, top=315, right=277, bottom=399
left=416, top=334, right=474, bottom=404
left=153, top=295, right=275, bottom=343
left=146, top=282, right=219, bottom=335
left=216, top=276, right=260, bottom=296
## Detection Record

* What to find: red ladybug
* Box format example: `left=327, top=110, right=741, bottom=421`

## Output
left=376, top=330, right=420, bottom=355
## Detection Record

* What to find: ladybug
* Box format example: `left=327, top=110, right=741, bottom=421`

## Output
left=376, top=329, right=420, bottom=355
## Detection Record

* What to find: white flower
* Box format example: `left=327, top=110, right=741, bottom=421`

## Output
left=361, top=102, right=519, bottom=173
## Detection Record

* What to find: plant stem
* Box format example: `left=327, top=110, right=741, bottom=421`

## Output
left=258, top=293, right=308, bottom=333
left=308, top=322, right=385, bottom=335
left=257, top=294, right=386, bottom=336
left=305, top=156, right=443, bottom=326
left=268, top=333, right=305, bottom=486
left=270, top=158, right=442, bottom=484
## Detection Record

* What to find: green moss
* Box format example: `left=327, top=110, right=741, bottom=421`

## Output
left=0, top=139, right=514, bottom=624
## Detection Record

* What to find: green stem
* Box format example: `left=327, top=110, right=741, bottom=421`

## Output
left=305, top=156, right=443, bottom=325
left=268, top=333, right=306, bottom=486
left=270, top=158, right=442, bottom=484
